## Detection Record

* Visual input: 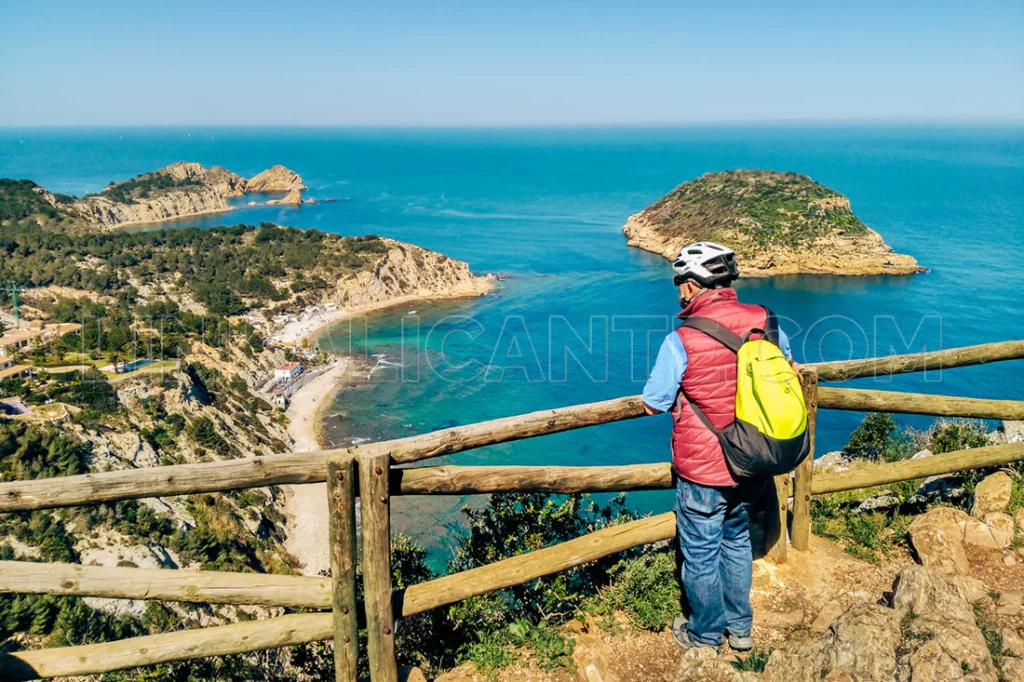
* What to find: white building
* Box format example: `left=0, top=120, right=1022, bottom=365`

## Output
left=274, top=362, right=302, bottom=381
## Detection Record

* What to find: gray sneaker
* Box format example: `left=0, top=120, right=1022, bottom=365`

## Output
left=727, top=631, right=753, bottom=651
left=672, top=616, right=718, bottom=650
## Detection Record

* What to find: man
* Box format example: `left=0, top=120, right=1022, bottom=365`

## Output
left=642, top=241, right=793, bottom=651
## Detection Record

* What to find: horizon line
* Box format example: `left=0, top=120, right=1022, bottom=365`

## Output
left=2, top=117, right=1024, bottom=131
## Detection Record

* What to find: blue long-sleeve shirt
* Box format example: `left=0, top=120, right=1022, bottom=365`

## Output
left=642, top=329, right=792, bottom=412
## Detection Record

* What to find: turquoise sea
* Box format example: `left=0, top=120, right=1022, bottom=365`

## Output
left=2, top=126, right=1023, bottom=552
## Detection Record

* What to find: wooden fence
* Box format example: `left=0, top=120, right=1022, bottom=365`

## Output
left=1, top=339, right=1023, bottom=680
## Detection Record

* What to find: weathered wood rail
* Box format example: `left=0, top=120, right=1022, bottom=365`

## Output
left=0, top=339, right=1022, bottom=681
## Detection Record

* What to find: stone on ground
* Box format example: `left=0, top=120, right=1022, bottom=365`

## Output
left=572, top=633, right=619, bottom=682
left=1001, top=628, right=1024, bottom=657
left=972, top=472, right=1013, bottom=518
left=814, top=603, right=901, bottom=681
left=892, top=565, right=977, bottom=624
left=809, top=600, right=848, bottom=634
left=674, top=646, right=744, bottom=682
left=1002, top=657, right=1024, bottom=682
left=759, top=651, right=819, bottom=682
left=997, top=591, right=1023, bottom=616
left=909, top=507, right=971, bottom=576
left=904, top=612, right=999, bottom=682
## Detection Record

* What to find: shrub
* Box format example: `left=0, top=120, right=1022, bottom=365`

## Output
left=928, top=419, right=989, bottom=454
left=586, top=551, right=678, bottom=631
left=843, top=413, right=913, bottom=462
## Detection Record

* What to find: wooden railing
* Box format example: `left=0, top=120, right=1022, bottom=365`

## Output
left=1, top=339, right=1023, bottom=681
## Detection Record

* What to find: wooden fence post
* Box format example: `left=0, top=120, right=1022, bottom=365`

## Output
left=359, top=452, right=399, bottom=682
left=791, top=370, right=818, bottom=551
left=327, top=455, right=358, bottom=682
left=764, top=473, right=789, bottom=563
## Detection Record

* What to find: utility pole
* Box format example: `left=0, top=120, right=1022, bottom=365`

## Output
left=6, top=283, right=28, bottom=330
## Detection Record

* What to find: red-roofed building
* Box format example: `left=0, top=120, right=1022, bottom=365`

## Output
left=274, top=361, right=302, bottom=381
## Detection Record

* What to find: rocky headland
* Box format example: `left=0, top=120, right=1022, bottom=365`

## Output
left=623, top=170, right=923, bottom=277
left=5, top=161, right=316, bottom=232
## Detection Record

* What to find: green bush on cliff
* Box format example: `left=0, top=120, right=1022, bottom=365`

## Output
left=585, top=550, right=678, bottom=631
left=842, top=412, right=913, bottom=462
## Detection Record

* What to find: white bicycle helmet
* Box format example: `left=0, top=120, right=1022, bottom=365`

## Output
left=672, top=241, right=740, bottom=288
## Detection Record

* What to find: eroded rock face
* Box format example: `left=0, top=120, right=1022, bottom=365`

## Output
left=333, top=241, right=495, bottom=311
left=246, top=164, right=306, bottom=192
left=66, top=187, right=231, bottom=229
left=972, top=472, right=1013, bottom=518
left=266, top=187, right=305, bottom=205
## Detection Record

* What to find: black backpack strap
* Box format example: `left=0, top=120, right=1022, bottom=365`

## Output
left=761, top=306, right=781, bottom=346
left=680, top=316, right=743, bottom=353
left=675, top=390, right=721, bottom=436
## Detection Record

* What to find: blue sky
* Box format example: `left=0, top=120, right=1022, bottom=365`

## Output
left=1, top=0, right=1021, bottom=126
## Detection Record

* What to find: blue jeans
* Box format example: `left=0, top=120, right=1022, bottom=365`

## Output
left=676, top=478, right=759, bottom=646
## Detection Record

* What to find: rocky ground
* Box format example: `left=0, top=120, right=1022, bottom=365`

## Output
left=436, top=469, right=1024, bottom=682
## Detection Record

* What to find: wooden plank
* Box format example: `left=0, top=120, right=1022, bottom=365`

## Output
left=371, top=395, right=647, bottom=465
left=818, top=386, right=1024, bottom=420
left=359, top=453, right=398, bottom=682
left=399, top=512, right=675, bottom=617
left=812, top=442, right=1024, bottom=495
left=791, top=370, right=818, bottom=551
left=0, top=560, right=330, bottom=608
left=0, top=450, right=336, bottom=513
left=0, top=395, right=647, bottom=513
left=0, top=612, right=332, bottom=680
left=327, top=455, right=359, bottom=682
left=811, top=339, right=1024, bottom=382
left=393, top=463, right=672, bottom=495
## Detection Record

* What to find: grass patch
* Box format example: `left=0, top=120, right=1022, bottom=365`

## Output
left=465, top=620, right=576, bottom=676
left=731, top=648, right=773, bottom=673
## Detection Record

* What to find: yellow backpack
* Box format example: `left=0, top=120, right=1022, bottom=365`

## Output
left=680, top=309, right=810, bottom=479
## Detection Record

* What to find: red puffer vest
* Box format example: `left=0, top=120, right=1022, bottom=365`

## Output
left=671, top=288, right=768, bottom=487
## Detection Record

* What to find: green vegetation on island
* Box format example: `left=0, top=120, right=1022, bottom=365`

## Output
left=92, top=170, right=204, bottom=205
left=623, top=169, right=922, bottom=275
left=641, top=170, right=868, bottom=248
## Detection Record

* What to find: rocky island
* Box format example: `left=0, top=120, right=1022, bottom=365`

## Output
left=623, top=170, right=922, bottom=276
left=0, top=161, right=317, bottom=233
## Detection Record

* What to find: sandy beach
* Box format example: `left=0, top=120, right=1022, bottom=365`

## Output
left=274, top=310, right=352, bottom=346
left=280, top=357, right=351, bottom=576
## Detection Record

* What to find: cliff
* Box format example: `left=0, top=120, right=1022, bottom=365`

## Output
left=332, top=239, right=496, bottom=310
left=246, top=164, right=307, bottom=193
left=63, top=185, right=231, bottom=229
left=623, top=170, right=922, bottom=277
left=2, top=162, right=309, bottom=232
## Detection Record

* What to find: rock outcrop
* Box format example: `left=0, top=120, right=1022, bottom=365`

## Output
left=245, top=164, right=307, bottom=193
left=972, top=472, right=1013, bottom=518
left=22, top=162, right=309, bottom=231
left=623, top=170, right=922, bottom=277
left=332, top=240, right=495, bottom=311
left=266, top=188, right=308, bottom=206
left=64, top=186, right=231, bottom=229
